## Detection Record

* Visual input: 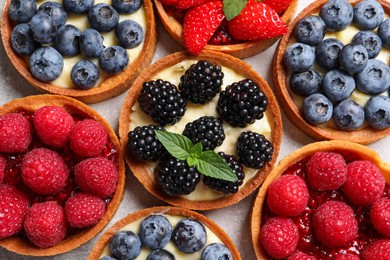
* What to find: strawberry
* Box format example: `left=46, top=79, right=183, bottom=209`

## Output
left=177, top=0, right=208, bottom=9
left=262, top=0, right=293, bottom=14
left=183, top=1, right=225, bottom=55
left=228, top=2, right=287, bottom=41
left=160, top=0, right=179, bottom=6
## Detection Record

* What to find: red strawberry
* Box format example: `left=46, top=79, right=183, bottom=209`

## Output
left=176, top=0, right=208, bottom=9
left=183, top=1, right=225, bottom=55
left=262, top=0, right=293, bottom=14
left=159, top=0, right=179, bottom=6
left=228, top=2, right=287, bottom=41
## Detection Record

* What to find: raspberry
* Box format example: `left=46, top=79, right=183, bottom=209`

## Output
left=0, top=184, right=29, bottom=239
left=362, top=239, right=390, bottom=260
left=370, top=198, right=390, bottom=237
left=0, top=155, right=6, bottom=183
left=267, top=175, right=309, bottom=217
left=287, top=252, right=316, bottom=260
left=335, top=254, right=360, bottom=260
left=260, top=217, right=299, bottom=259
left=21, top=148, right=69, bottom=195
left=70, top=119, right=108, bottom=157
left=342, top=160, right=385, bottom=206
left=306, top=152, right=347, bottom=191
left=74, top=157, right=118, bottom=198
left=24, top=201, right=67, bottom=248
left=33, top=106, right=75, bottom=148
left=313, top=201, right=358, bottom=248
left=0, top=113, right=32, bottom=153
left=65, top=193, right=106, bottom=228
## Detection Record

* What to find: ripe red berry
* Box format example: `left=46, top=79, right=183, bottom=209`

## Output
left=0, top=155, right=6, bottom=183
left=362, top=239, right=390, bottom=260
left=159, top=0, right=179, bottom=6
left=262, top=0, right=293, bottom=14
left=335, top=253, right=360, bottom=260
left=288, top=252, right=316, bottom=260
left=176, top=0, right=208, bottom=9
left=370, top=198, right=390, bottom=237
left=0, top=113, right=32, bottom=153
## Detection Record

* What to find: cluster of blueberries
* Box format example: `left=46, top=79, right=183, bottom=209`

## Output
left=284, top=0, right=390, bottom=130
left=9, top=0, right=144, bottom=89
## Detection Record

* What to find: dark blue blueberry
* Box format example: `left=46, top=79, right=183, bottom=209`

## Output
left=54, top=24, right=81, bottom=57
left=201, top=243, right=232, bottom=260
left=333, top=99, right=364, bottom=130
left=11, top=23, right=39, bottom=56
left=99, top=46, right=128, bottom=74
left=71, top=60, right=99, bottom=89
left=29, top=47, right=63, bottom=82
left=139, top=215, right=172, bottom=250
left=322, top=69, right=355, bottom=102
left=99, top=257, right=117, bottom=260
left=109, top=231, right=141, bottom=260
left=303, top=93, right=333, bottom=125
left=79, top=28, right=105, bottom=58
left=378, top=18, right=390, bottom=49
left=315, top=38, right=344, bottom=69
left=37, top=2, right=67, bottom=29
left=64, top=0, right=94, bottom=14
left=88, top=4, right=119, bottom=32
left=339, top=43, right=368, bottom=75
left=319, top=0, right=353, bottom=31
left=365, top=96, right=390, bottom=129
left=29, top=13, right=56, bottom=44
left=112, top=0, right=142, bottom=14
left=8, top=0, right=37, bottom=24
left=355, top=59, right=390, bottom=95
left=294, top=15, right=326, bottom=46
left=284, top=43, right=315, bottom=72
left=171, top=219, right=206, bottom=254
left=353, top=0, right=384, bottom=30
left=115, top=20, right=143, bottom=49
left=290, top=69, right=322, bottom=96
left=352, top=31, right=382, bottom=59
left=146, top=249, right=175, bottom=260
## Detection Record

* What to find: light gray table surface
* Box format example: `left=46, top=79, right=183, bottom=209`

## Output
left=1, top=0, right=389, bottom=259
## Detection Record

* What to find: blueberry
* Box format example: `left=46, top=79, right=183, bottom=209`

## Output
left=139, top=215, right=172, bottom=250
left=339, top=43, right=368, bottom=75
left=30, top=13, right=56, bottom=44
left=290, top=69, right=322, bottom=96
left=112, top=0, right=142, bottom=14
left=322, top=69, right=355, bottom=102
left=100, top=257, right=117, bottom=260
left=88, top=4, right=119, bottom=32
left=352, top=31, right=382, bottom=59
left=333, top=99, right=364, bottom=130
left=201, top=243, right=232, bottom=260
left=37, top=2, right=67, bottom=29
left=303, top=93, right=333, bottom=125
left=64, top=0, right=94, bottom=14
left=54, top=24, right=81, bottom=57
left=353, top=0, right=384, bottom=30
left=284, top=43, right=315, bottom=72
left=171, top=219, right=206, bottom=254
left=319, top=0, right=353, bottom=31
left=315, top=38, right=344, bottom=69
left=378, top=18, right=390, bottom=49
left=71, top=60, right=99, bottom=89
left=115, top=20, right=143, bottom=49
left=355, top=59, right=390, bottom=95
left=79, top=29, right=105, bottom=58
left=294, top=15, right=326, bottom=46
left=11, top=23, right=39, bottom=56
left=109, top=231, right=141, bottom=260
left=8, top=0, right=37, bottom=24
left=364, top=96, right=390, bottom=129
left=146, top=249, right=175, bottom=260
left=29, top=47, right=63, bottom=82
left=99, top=46, right=129, bottom=74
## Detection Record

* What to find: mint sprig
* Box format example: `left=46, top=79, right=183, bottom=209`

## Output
left=155, top=130, right=238, bottom=182
left=223, top=0, right=248, bottom=21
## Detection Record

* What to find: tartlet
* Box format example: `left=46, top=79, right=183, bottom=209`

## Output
left=273, top=0, right=390, bottom=144
left=153, top=0, right=298, bottom=58
left=0, top=94, right=126, bottom=256
left=1, top=0, right=157, bottom=104
left=119, top=50, right=282, bottom=210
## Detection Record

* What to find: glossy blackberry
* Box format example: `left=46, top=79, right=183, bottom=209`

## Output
left=182, top=116, right=225, bottom=151
left=127, top=125, right=166, bottom=162
left=236, top=131, right=274, bottom=169
left=203, top=152, right=245, bottom=194
left=217, top=79, right=267, bottom=127
left=138, top=80, right=187, bottom=126
left=156, top=157, right=201, bottom=196
left=178, top=60, right=223, bottom=104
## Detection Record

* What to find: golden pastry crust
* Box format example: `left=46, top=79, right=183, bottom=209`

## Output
left=1, top=0, right=157, bottom=104
left=0, top=95, right=126, bottom=256
left=272, top=0, right=390, bottom=145
left=119, top=50, right=282, bottom=210
left=153, top=0, right=298, bottom=58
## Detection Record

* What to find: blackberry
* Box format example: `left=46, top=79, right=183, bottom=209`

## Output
left=182, top=116, right=225, bottom=151
left=156, top=157, right=201, bottom=196
left=127, top=125, right=166, bottom=162
left=138, top=79, right=186, bottom=126
left=217, top=79, right=268, bottom=127
left=178, top=60, right=223, bottom=104
left=236, top=131, right=274, bottom=169
left=203, top=152, right=245, bottom=194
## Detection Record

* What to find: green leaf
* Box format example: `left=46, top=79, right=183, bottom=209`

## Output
left=223, top=0, right=248, bottom=21
left=191, top=142, right=203, bottom=158
left=155, top=130, right=193, bottom=160
left=187, top=156, right=198, bottom=167
left=196, top=151, right=238, bottom=182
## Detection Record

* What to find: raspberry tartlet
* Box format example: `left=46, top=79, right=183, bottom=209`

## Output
left=251, top=140, right=390, bottom=259
left=273, top=0, right=390, bottom=144
left=1, top=0, right=157, bottom=103
left=0, top=95, right=125, bottom=256
left=119, top=50, right=282, bottom=210
left=89, top=206, right=241, bottom=259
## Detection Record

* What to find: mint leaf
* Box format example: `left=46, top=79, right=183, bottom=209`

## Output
left=187, top=156, right=198, bottom=167
left=155, top=130, right=193, bottom=160
left=223, top=0, right=248, bottom=21
left=196, top=151, right=238, bottom=182
left=191, top=142, right=203, bottom=158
